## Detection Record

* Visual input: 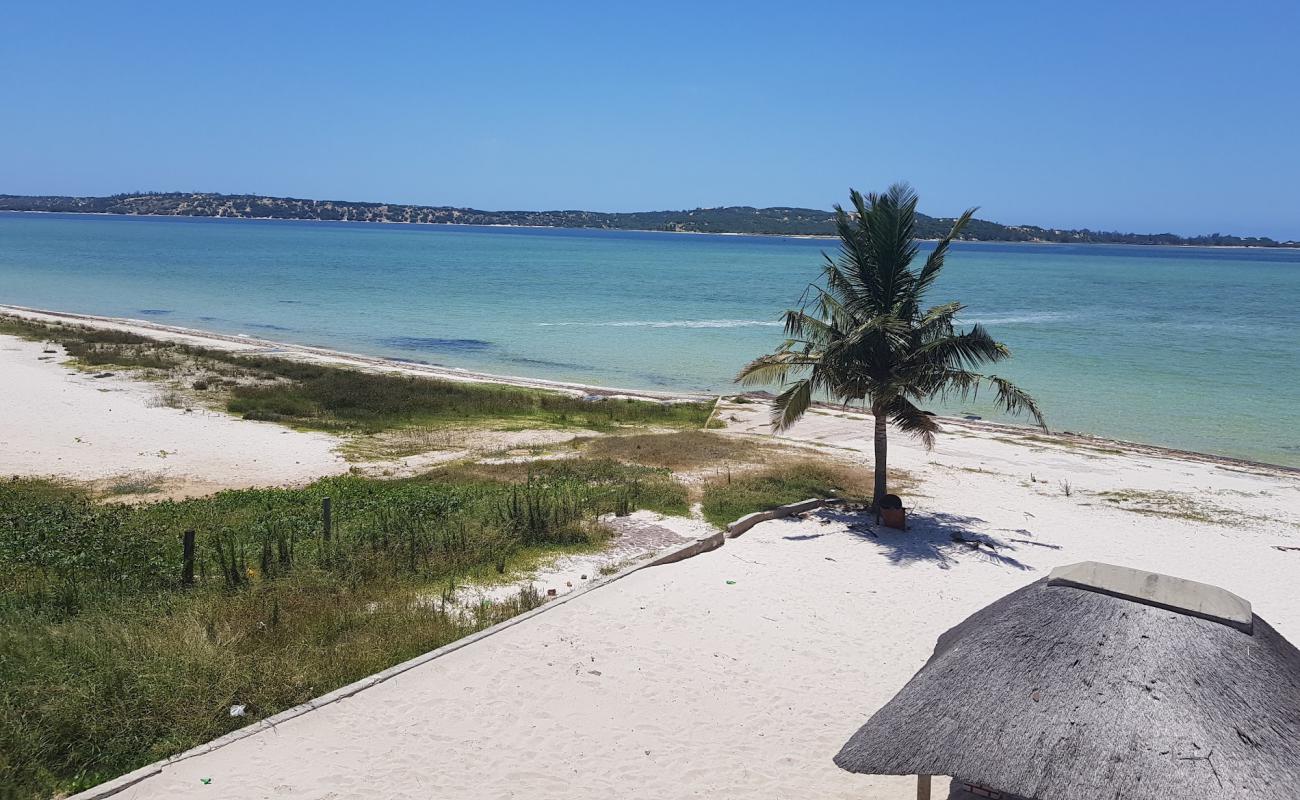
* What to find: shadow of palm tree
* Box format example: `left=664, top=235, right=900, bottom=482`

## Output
left=782, top=532, right=836, bottom=542
left=808, top=508, right=1035, bottom=571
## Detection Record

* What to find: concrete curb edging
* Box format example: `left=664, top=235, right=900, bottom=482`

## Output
left=67, top=499, right=835, bottom=800
left=648, top=530, right=725, bottom=566
left=726, top=497, right=841, bottom=538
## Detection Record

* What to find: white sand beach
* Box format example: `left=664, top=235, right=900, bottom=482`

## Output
left=5, top=311, right=1300, bottom=799
left=0, top=335, right=347, bottom=497
left=82, top=409, right=1300, bottom=799
left=0, top=306, right=684, bottom=495
left=108, top=462, right=1300, bottom=799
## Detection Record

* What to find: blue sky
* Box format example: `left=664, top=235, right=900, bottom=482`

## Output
left=2, top=1, right=1298, bottom=237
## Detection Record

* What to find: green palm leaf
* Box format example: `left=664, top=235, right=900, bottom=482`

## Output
left=735, top=185, right=1046, bottom=507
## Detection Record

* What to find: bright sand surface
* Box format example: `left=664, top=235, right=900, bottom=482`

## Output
left=0, top=334, right=347, bottom=497
left=0, top=305, right=693, bottom=496
left=86, top=402, right=1300, bottom=798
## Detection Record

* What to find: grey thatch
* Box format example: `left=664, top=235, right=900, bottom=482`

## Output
left=834, top=564, right=1300, bottom=799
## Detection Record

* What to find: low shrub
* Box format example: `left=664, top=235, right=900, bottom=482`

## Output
left=0, top=459, right=685, bottom=798
left=700, top=462, right=872, bottom=528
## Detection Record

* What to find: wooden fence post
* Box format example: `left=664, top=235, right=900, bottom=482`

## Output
left=181, top=529, right=196, bottom=587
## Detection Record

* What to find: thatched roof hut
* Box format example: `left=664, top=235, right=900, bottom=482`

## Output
left=834, top=561, right=1300, bottom=799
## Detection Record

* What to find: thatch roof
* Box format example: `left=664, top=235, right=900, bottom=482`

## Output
left=834, top=562, right=1300, bottom=799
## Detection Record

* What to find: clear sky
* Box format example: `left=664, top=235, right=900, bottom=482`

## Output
left=3, top=1, right=1298, bottom=238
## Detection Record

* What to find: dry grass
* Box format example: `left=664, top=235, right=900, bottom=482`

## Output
left=699, top=461, right=918, bottom=527
left=1095, top=489, right=1228, bottom=524
left=341, top=426, right=466, bottom=460
left=992, top=432, right=1125, bottom=457
left=99, top=473, right=167, bottom=498
left=578, top=430, right=768, bottom=471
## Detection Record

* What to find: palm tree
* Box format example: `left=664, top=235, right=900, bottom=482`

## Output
left=736, top=184, right=1046, bottom=508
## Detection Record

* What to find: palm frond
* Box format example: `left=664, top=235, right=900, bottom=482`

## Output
left=735, top=352, right=818, bottom=386
left=911, top=367, right=987, bottom=402
left=887, top=395, right=941, bottom=450
left=920, top=301, right=963, bottom=325
left=735, top=185, right=1043, bottom=444
left=771, top=378, right=815, bottom=431
left=913, top=369, right=1046, bottom=431
left=913, top=206, right=977, bottom=299
left=861, top=186, right=919, bottom=310
left=911, top=325, right=1010, bottom=370
left=987, top=375, right=1048, bottom=431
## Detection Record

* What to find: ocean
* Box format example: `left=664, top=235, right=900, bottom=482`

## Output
left=2, top=211, right=1298, bottom=466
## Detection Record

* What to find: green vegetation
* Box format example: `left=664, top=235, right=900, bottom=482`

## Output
left=2, top=192, right=1293, bottom=246
left=101, top=473, right=167, bottom=497
left=0, top=316, right=713, bottom=435
left=700, top=462, right=876, bottom=528
left=738, top=184, right=1045, bottom=506
left=0, top=313, right=939, bottom=797
left=1094, top=489, right=1228, bottom=524
left=222, top=363, right=706, bottom=432
left=579, top=430, right=767, bottom=471
left=993, top=432, right=1125, bottom=456
left=0, top=460, right=683, bottom=799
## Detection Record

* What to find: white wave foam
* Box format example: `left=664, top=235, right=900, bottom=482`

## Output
left=539, top=313, right=1068, bottom=329
left=958, top=312, right=1072, bottom=326
left=538, top=319, right=782, bottom=329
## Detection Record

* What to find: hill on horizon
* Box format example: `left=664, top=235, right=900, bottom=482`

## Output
left=0, top=191, right=1292, bottom=247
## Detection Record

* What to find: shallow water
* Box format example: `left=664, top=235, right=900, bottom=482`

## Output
left=2, top=212, right=1298, bottom=466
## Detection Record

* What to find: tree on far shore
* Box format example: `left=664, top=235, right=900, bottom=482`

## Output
left=736, top=183, right=1046, bottom=508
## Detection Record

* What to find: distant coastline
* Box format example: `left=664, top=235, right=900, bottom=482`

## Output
left=2, top=192, right=1295, bottom=248
left=7, top=210, right=1289, bottom=252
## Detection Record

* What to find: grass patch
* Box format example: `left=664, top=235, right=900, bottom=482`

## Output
left=224, top=366, right=707, bottom=433
left=100, top=473, right=167, bottom=498
left=0, top=315, right=714, bottom=435
left=431, top=460, right=690, bottom=518
left=579, top=430, right=767, bottom=471
left=701, top=462, right=884, bottom=528
left=1094, top=489, right=1226, bottom=524
left=992, top=432, right=1124, bottom=457
left=0, top=459, right=683, bottom=799
left=339, top=425, right=466, bottom=460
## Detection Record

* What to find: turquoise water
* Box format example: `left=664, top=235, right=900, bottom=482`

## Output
left=2, top=212, right=1299, bottom=466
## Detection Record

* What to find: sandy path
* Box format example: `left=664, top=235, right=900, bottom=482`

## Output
left=108, top=405, right=1300, bottom=799
left=0, top=336, right=348, bottom=496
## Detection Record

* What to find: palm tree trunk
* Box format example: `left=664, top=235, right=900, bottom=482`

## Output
left=872, top=406, right=888, bottom=509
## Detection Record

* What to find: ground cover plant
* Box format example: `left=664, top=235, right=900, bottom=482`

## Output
left=700, top=462, right=885, bottom=528
left=577, top=430, right=766, bottom=471
left=0, top=459, right=684, bottom=799
left=0, top=315, right=714, bottom=434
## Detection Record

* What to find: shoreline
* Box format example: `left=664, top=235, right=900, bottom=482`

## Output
left=0, top=304, right=711, bottom=404
left=3, top=303, right=1297, bottom=476
left=3, top=209, right=1296, bottom=250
